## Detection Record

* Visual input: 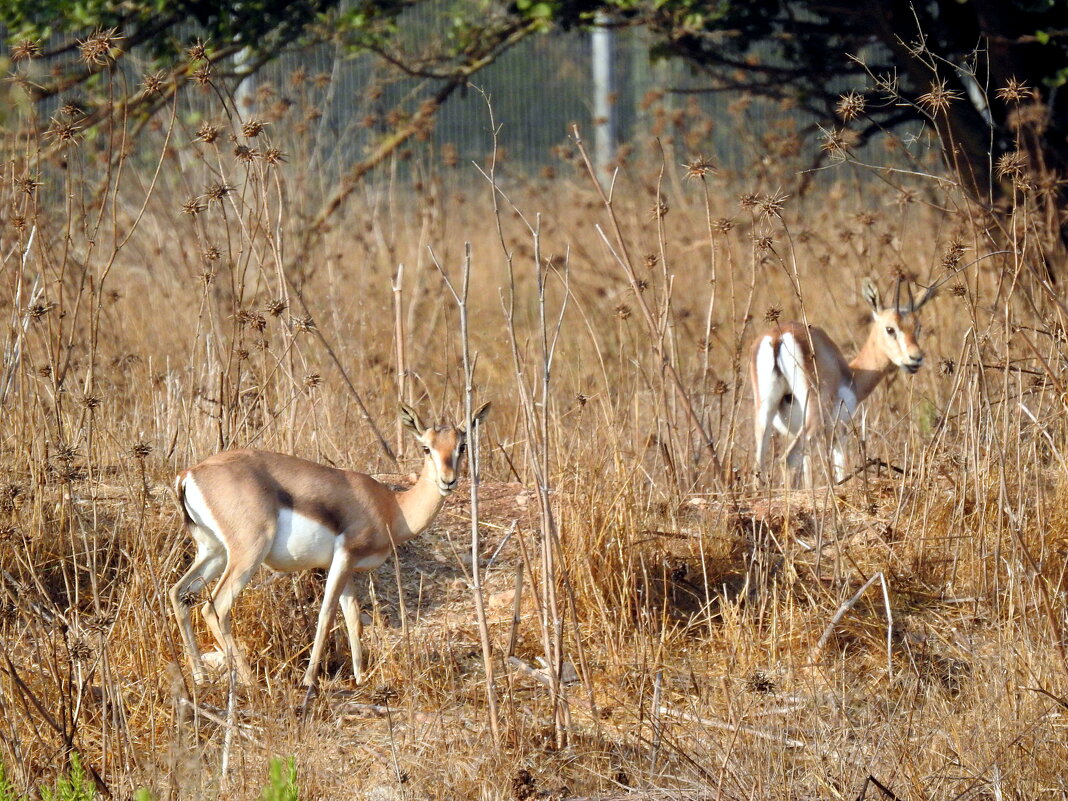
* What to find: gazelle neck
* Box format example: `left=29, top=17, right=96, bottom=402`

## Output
left=847, top=325, right=894, bottom=403
left=394, top=458, right=450, bottom=543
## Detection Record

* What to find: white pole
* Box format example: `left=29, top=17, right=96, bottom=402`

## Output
left=592, top=13, right=615, bottom=174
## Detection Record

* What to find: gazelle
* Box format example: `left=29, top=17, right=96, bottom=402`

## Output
left=750, top=277, right=934, bottom=484
left=169, top=401, right=490, bottom=689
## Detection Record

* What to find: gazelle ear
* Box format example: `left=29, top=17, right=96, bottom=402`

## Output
left=861, top=278, right=881, bottom=313
left=399, top=403, right=426, bottom=436
left=911, top=284, right=936, bottom=312
left=469, top=401, right=491, bottom=429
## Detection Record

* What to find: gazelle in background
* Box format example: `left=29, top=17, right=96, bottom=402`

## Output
left=750, top=277, right=934, bottom=485
left=169, top=402, right=490, bottom=690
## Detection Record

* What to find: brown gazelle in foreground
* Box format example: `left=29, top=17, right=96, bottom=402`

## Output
left=170, top=402, right=490, bottom=689
left=751, top=277, right=934, bottom=485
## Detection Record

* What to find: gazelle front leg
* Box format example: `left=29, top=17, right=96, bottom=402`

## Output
left=339, top=576, right=365, bottom=684
left=303, top=543, right=356, bottom=689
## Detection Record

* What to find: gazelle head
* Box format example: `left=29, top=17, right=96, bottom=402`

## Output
left=862, top=277, right=935, bottom=374
left=400, top=402, right=492, bottom=495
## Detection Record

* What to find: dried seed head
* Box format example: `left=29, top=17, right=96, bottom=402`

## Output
left=918, top=78, right=962, bottom=113
left=649, top=200, right=669, bottom=220
left=942, top=238, right=967, bottom=269
left=265, top=298, right=288, bottom=316
left=60, top=101, right=86, bottom=118
left=27, top=302, right=55, bottom=320
left=303, top=373, right=322, bottom=392
left=141, top=71, right=167, bottom=95
left=745, top=670, right=777, bottom=695
left=950, top=283, right=968, bottom=298
left=836, top=90, right=866, bottom=121
left=181, top=198, right=206, bottom=216
left=45, top=116, right=82, bottom=146
left=683, top=156, right=717, bottom=180
left=996, top=78, right=1034, bottom=104
left=575, top=393, right=589, bottom=407
left=241, top=118, right=267, bottom=138
left=195, top=123, right=221, bottom=144
left=854, top=211, right=877, bottom=227
left=233, top=144, right=256, bottom=163
left=204, top=182, right=232, bottom=203
left=81, top=395, right=101, bottom=410
left=192, top=63, right=213, bottom=87
left=13, top=174, right=42, bottom=194
left=895, top=188, right=918, bottom=206
left=615, top=304, right=632, bottom=320
left=938, top=358, right=956, bottom=377
left=755, top=235, right=775, bottom=251
left=764, top=305, right=783, bottom=323
left=293, top=315, right=316, bottom=333
left=203, top=245, right=221, bottom=262
left=644, top=253, right=658, bottom=269
left=635, top=279, right=649, bottom=293
left=759, top=190, right=789, bottom=218
left=131, top=441, right=153, bottom=459
left=186, top=39, right=208, bottom=62
left=78, top=28, right=121, bottom=66
left=290, top=66, right=308, bottom=87
left=11, top=40, right=42, bottom=61
left=820, top=126, right=857, bottom=154
left=739, top=192, right=760, bottom=210
left=996, top=150, right=1028, bottom=182
left=712, top=217, right=735, bottom=234
left=262, top=146, right=286, bottom=165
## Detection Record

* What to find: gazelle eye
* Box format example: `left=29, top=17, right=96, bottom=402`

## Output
left=458, top=442, right=467, bottom=455
left=422, top=446, right=431, bottom=455
left=885, top=327, right=896, bottom=337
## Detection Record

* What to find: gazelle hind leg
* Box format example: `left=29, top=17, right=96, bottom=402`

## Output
left=169, top=530, right=226, bottom=684
left=201, top=534, right=272, bottom=686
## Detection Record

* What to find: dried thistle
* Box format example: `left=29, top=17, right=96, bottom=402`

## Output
left=917, top=78, right=962, bottom=113
left=289, top=66, right=308, bottom=87
left=194, top=123, right=221, bottom=144
left=615, top=304, right=632, bottom=320
left=262, top=146, right=286, bottom=166
left=575, top=393, right=589, bottom=407
left=181, top=198, right=206, bottom=216
left=191, top=63, right=213, bottom=87
left=996, top=150, right=1028, bottom=182
left=186, top=39, right=208, bottom=62
left=141, top=71, right=167, bottom=95
left=895, top=188, right=918, bottom=206
left=203, top=245, right=222, bottom=262
left=836, top=90, right=866, bottom=121
left=81, top=395, right=101, bottom=411
left=241, top=118, right=267, bottom=138
left=820, top=126, right=857, bottom=154
left=233, top=144, right=257, bottom=163
left=949, top=283, right=968, bottom=298
left=764, top=305, right=783, bottom=323
left=292, top=315, right=316, bottom=334
left=635, top=279, right=649, bottom=293
left=755, top=235, right=775, bottom=251
left=938, top=358, right=956, bottom=377
left=26, top=302, right=56, bottom=320
left=265, top=298, right=288, bottom=317
left=739, top=192, right=760, bottom=210
left=11, top=40, right=42, bottom=61
left=649, top=200, right=669, bottom=220
left=996, top=78, right=1034, bottom=104
left=78, top=28, right=121, bottom=66
left=745, top=670, right=777, bottom=695
left=303, top=373, right=322, bottom=392
left=204, top=182, right=232, bottom=204
left=13, top=174, right=42, bottom=194
left=130, top=441, right=153, bottom=459
left=644, top=253, right=658, bottom=269
left=942, top=238, right=967, bottom=269
left=712, top=380, right=729, bottom=395
left=683, top=156, right=717, bottom=180
left=759, top=190, right=789, bottom=218
left=712, top=217, right=735, bottom=234
left=44, top=116, right=81, bottom=146
left=60, top=101, right=86, bottom=118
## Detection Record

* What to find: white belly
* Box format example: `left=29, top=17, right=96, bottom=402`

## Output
left=266, top=509, right=338, bottom=571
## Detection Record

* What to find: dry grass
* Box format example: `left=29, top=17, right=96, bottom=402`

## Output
left=1, top=61, right=1067, bottom=801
